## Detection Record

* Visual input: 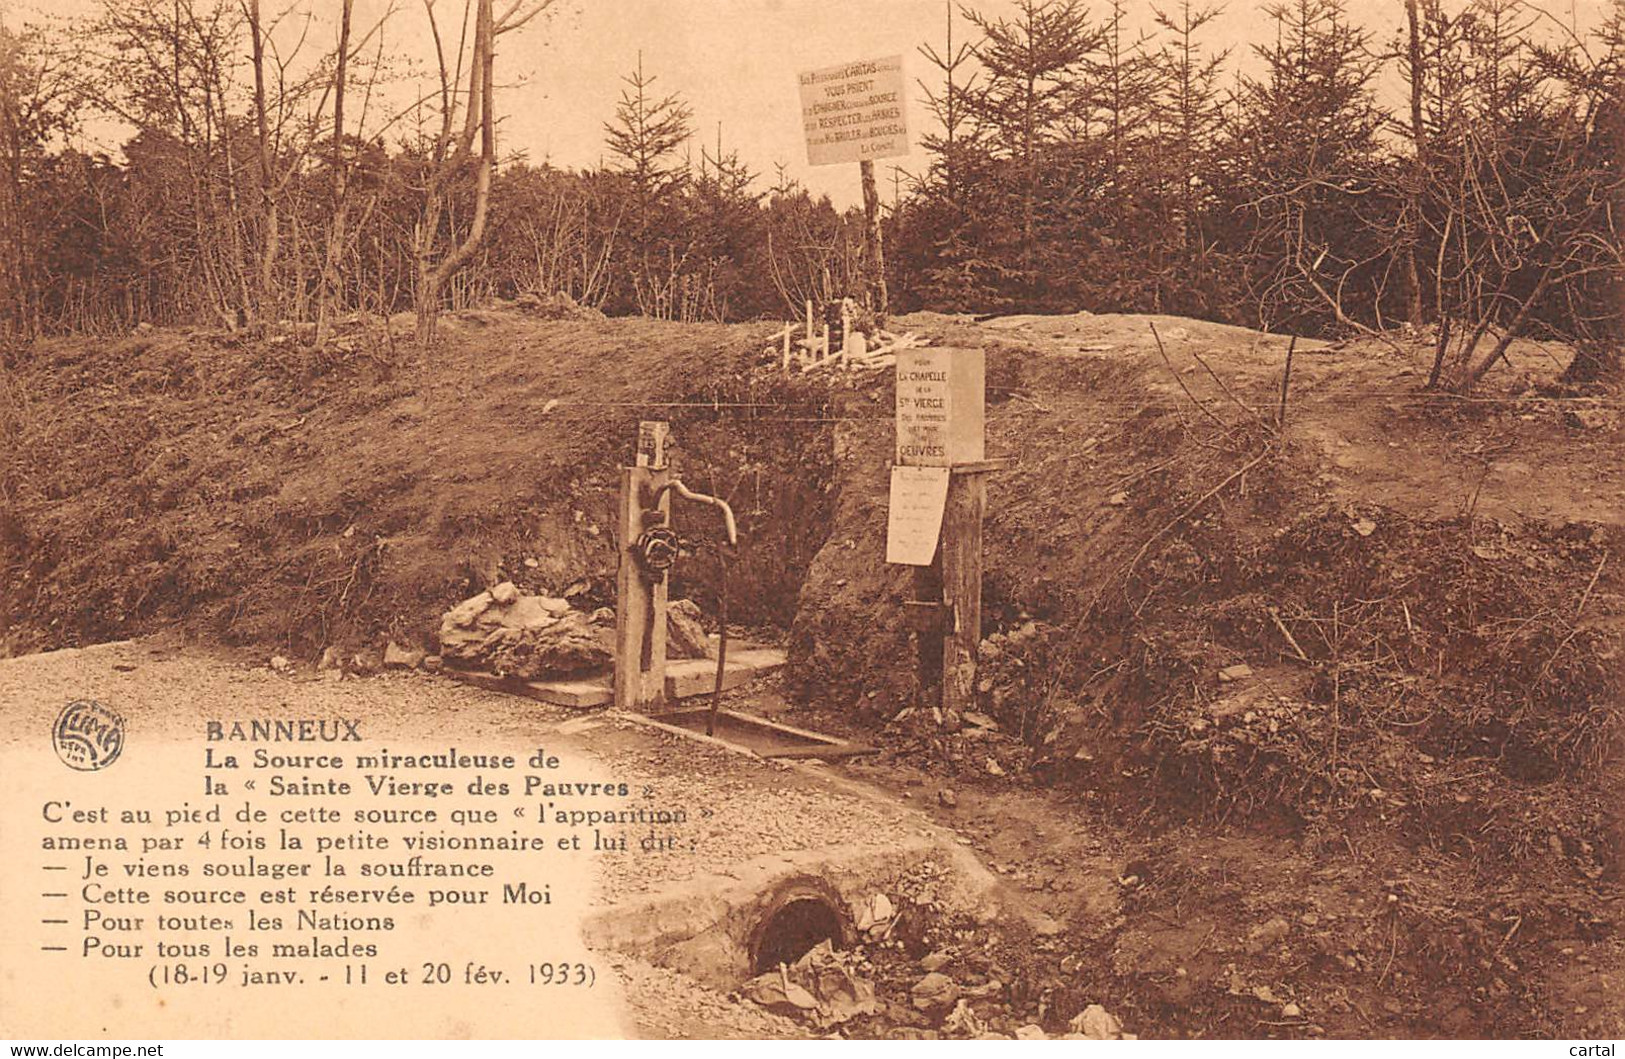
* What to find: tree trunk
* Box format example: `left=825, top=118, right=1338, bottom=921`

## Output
left=248, top=0, right=280, bottom=322
left=1403, top=0, right=1427, bottom=327
left=314, top=0, right=354, bottom=347
left=860, top=159, right=888, bottom=321
left=415, top=0, right=498, bottom=348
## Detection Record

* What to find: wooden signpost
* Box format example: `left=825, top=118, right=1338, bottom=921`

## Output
left=796, top=56, right=995, bottom=712
left=798, top=55, right=908, bottom=316
left=884, top=348, right=1000, bottom=714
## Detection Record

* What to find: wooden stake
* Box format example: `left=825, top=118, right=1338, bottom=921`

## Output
left=1278, top=336, right=1297, bottom=428
left=912, top=560, right=944, bottom=697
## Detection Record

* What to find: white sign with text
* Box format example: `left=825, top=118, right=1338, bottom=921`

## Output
left=798, top=56, right=908, bottom=167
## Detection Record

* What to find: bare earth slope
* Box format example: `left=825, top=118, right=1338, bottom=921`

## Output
left=782, top=308, right=1623, bottom=1038
left=2, top=310, right=832, bottom=657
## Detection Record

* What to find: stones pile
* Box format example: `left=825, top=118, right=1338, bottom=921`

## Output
left=438, top=582, right=611, bottom=681
left=436, top=582, right=714, bottom=680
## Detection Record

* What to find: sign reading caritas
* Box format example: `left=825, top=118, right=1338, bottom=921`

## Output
left=798, top=56, right=908, bottom=167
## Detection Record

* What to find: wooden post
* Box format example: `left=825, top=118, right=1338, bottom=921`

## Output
left=860, top=159, right=888, bottom=320
left=911, top=560, right=944, bottom=695
left=940, top=468, right=987, bottom=714
left=614, top=425, right=673, bottom=710
left=886, top=348, right=998, bottom=716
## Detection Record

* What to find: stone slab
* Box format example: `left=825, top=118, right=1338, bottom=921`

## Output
left=446, top=646, right=786, bottom=709
left=446, top=667, right=613, bottom=708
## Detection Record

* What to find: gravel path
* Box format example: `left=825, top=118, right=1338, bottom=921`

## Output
left=0, top=636, right=944, bottom=1039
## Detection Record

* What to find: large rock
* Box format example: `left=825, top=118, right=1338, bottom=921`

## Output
left=498, top=594, right=571, bottom=631
left=438, top=588, right=610, bottom=679
left=441, top=589, right=493, bottom=630
left=666, top=598, right=714, bottom=659
left=911, top=972, right=961, bottom=1013
left=383, top=641, right=425, bottom=669
left=1067, top=1004, right=1124, bottom=1040
left=478, top=612, right=610, bottom=680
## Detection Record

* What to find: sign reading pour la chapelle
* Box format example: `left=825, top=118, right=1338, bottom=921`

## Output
left=798, top=56, right=908, bottom=167
left=895, top=347, right=985, bottom=467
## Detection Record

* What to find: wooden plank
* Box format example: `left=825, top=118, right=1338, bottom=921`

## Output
left=619, top=713, right=762, bottom=758
left=451, top=644, right=784, bottom=710
left=759, top=744, right=880, bottom=760
left=716, top=647, right=788, bottom=670
left=950, top=458, right=1013, bottom=475
left=528, top=677, right=613, bottom=708
left=663, top=648, right=786, bottom=699
left=658, top=704, right=832, bottom=745
left=665, top=658, right=755, bottom=699
left=445, top=668, right=517, bottom=694
left=445, top=667, right=612, bottom=708
left=634, top=705, right=868, bottom=760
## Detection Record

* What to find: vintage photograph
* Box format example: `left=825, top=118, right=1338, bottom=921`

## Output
left=0, top=0, right=1620, bottom=1043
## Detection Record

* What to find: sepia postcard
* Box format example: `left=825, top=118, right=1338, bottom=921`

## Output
left=0, top=0, right=1620, bottom=1044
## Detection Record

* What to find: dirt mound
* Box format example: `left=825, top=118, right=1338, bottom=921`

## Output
left=788, top=312, right=1624, bottom=868
left=774, top=310, right=1623, bottom=1037
left=0, top=309, right=838, bottom=660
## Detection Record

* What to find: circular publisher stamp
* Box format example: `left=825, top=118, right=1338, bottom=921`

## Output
left=53, top=699, right=125, bottom=771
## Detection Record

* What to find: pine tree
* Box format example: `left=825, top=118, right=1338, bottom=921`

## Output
left=963, top=0, right=1101, bottom=300
left=603, top=52, right=692, bottom=239
left=1220, top=0, right=1388, bottom=330
left=1150, top=0, right=1227, bottom=259
left=918, top=1, right=980, bottom=206
left=1097, top=0, right=1158, bottom=194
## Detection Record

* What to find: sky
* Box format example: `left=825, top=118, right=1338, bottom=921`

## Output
left=437, top=0, right=1411, bottom=205
left=19, top=0, right=1611, bottom=207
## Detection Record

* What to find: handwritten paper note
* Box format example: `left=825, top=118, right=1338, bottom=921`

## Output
left=885, top=466, right=950, bottom=565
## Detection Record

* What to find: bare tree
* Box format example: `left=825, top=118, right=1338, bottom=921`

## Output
left=1410, top=0, right=1621, bottom=390
left=312, top=0, right=354, bottom=345
left=412, top=0, right=553, bottom=346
